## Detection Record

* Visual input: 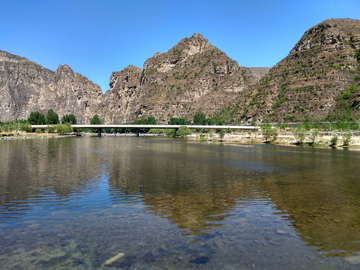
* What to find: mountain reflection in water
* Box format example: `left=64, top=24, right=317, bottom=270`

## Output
left=1, top=137, right=360, bottom=268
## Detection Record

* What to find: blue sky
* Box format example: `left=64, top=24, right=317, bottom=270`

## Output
left=1, top=0, right=359, bottom=93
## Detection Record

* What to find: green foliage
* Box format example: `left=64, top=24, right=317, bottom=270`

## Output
left=330, top=135, right=338, bottom=146
left=199, top=134, right=206, bottom=142
left=293, top=124, right=306, bottom=144
left=193, top=112, right=207, bottom=125
left=168, top=117, right=190, bottom=125
left=218, top=130, right=225, bottom=140
left=336, top=121, right=350, bottom=130
left=35, top=129, right=42, bottom=134
left=46, top=109, right=60, bottom=125
left=352, top=122, right=360, bottom=130
left=28, top=111, right=46, bottom=125
left=343, top=132, right=352, bottom=146
left=176, top=126, right=191, bottom=138
left=149, top=129, right=164, bottom=134
left=19, top=123, right=32, bottom=132
left=61, top=114, right=77, bottom=124
left=261, top=123, right=278, bottom=142
left=309, top=130, right=319, bottom=144
left=280, top=123, right=287, bottom=130
left=46, top=125, right=56, bottom=133
left=164, top=129, right=176, bottom=137
left=226, top=127, right=231, bottom=133
left=355, top=49, right=360, bottom=61
left=90, top=114, right=102, bottom=125
left=56, top=123, right=73, bottom=134
left=304, top=122, right=311, bottom=131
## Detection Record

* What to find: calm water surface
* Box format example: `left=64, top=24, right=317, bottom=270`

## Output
left=1, top=136, right=360, bottom=269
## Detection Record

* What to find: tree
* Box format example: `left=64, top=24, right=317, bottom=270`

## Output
left=168, top=117, right=190, bottom=125
left=90, top=114, right=102, bottom=125
left=293, top=124, right=306, bottom=144
left=176, top=126, right=191, bottom=138
left=28, top=111, right=46, bottom=125
left=193, top=112, right=206, bottom=125
left=218, top=130, right=225, bottom=141
left=261, top=123, right=278, bottom=142
left=46, top=109, right=59, bottom=125
left=61, top=114, right=77, bottom=124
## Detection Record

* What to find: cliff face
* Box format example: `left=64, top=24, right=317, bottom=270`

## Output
left=236, top=18, right=360, bottom=122
left=102, top=65, right=142, bottom=124
left=2, top=18, right=358, bottom=125
left=127, top=33, right=258, bottom=123
left=0, top=50, right=102, bottom=123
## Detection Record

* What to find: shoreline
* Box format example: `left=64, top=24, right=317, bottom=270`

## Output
left=2, top=131, right=360, bottom=150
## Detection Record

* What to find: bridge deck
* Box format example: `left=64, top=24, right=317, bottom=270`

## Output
left=31, top=124, right=259, bottom=130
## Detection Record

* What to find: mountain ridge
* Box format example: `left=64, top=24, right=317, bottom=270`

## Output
left=1, top=18, right=359, bottom=124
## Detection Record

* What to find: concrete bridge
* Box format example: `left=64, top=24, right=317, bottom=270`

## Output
left=31, top=124, right=260, bottom=137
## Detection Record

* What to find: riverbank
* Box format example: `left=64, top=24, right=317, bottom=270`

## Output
left=187, top=131, right=360, bottom=149
left=0, top=131, right=76, bottom=140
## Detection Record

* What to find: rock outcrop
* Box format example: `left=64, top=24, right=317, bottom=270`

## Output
left=2, top=18, right=359, bottom=124
left=106, top=33, right=258, bottom=123
left=0, top=50, right=102, bottom=123
left=236, top=18, right=360, bottom=122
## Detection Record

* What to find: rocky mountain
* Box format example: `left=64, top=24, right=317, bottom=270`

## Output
left=1, top=18, right=359, bottom=124
left=103, top=33, right=259, bottom=123
left=0, top=50, right=102, bottom=123
left=235, top=18, right=360, bottom=123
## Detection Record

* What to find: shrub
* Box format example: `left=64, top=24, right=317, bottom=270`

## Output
left=218, top=130, right=225, bottom=141
left=46, top=109, right=60, bottom=125
left=164, top=129, right=176, bottom=137
left=61, top=114, right=77, bottom=124
left=280, top=123, right=287, bottom=130
left=199, top=134, right=206, bottom=142
left=309, top=130, right=319, bottom=144
left=176, top=126, right=191, bottom=138
left=343, top=132, right=352, bottom=146
left=56, top=123, right=73, bottom=134
left=261, top=123, right=278, bottom=142
left=35, top=129, right=42, bottom=134
left=193, top=112, right=207, bottom=125
left=226, top=127, right=232, bottom=133
left=168, top=117, right=190, bottom=125
left=149, top=129, right=164, bottom=134
left=293, top=124, right=306, bottom=143
left=19, top=123, right=32, bottom=132
left=355, top=49, right=360, bottom=61
left=330, top=135, right=338, bottom=146
left=46, top=125, right=56, bottom=133
left=90, top=114, right=102, bottom=125
left=304, top=122, right=311, bottom=131
left=28, top=111, right=46, bottom=125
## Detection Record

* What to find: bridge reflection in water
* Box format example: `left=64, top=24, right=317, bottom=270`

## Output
left=31, top=124, right=260, bottom=137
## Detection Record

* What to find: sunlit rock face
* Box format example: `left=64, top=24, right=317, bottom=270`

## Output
left=127, top=33, right=258, bottom=123
left=102, top=65, right=142, bottom=124
left=0, top=50, right=102, bottom=123
left=236, top=18, right=360, bottom=122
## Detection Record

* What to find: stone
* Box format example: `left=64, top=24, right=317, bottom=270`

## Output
left=344, top=255, right=360, bottom=265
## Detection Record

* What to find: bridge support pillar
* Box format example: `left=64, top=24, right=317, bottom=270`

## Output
left=136, top=128, right=139, bottom=137
left=174, top=128, right=178, bottom=137
left=97, top=128, right=102, bottom=137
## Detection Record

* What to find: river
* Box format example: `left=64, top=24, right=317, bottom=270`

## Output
left=1, top=136, right=360, bottom=269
